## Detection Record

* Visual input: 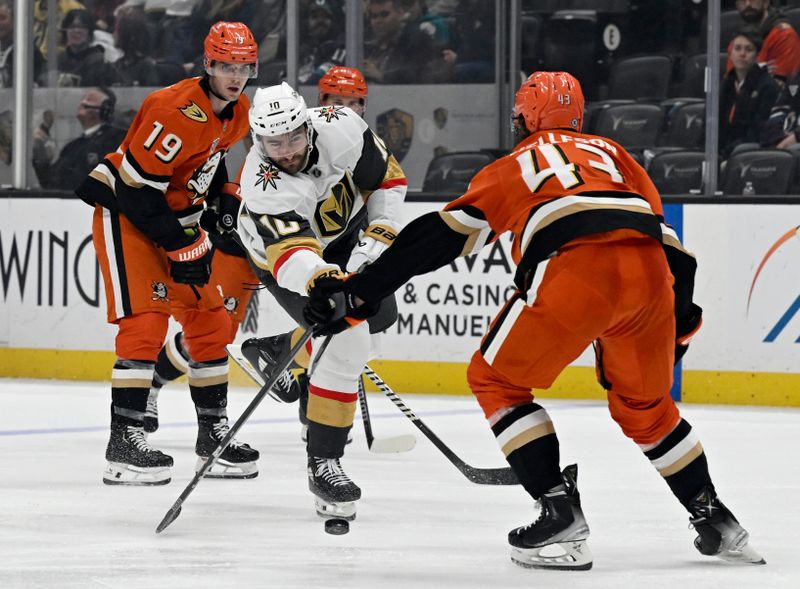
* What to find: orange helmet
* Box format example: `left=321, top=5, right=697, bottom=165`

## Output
left=514, top=71, right=584, bottom=135
left=318, top=66, right=369, bottom=101
left=204, top=21, right=258, bottom=65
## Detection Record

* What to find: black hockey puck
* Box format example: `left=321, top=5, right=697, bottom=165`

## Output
left=324, top=518, right=350, bottom=535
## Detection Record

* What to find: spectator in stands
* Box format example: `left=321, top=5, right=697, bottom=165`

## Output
left=720, top=30, right=780, bottom=158
left=441, top=0, right=495, bottom=83
left=158, top=0, right=200, bottom=66
left=88, top=0, right=126, bottom=32
left=732, top=0, right=800, bottom=82
left=403, top=0, right=451, bottom=49
left=363, top=0, right=449, bottom=84
left=108, top=7, right=160, bottom=86
left=298, top=0, right=345, bottom=84
left=32, top=86, right=125, bottom=190
left=57, top=9, right=115, bottom=86
left=0, top=0, right=46, bottom=88
left=761, top=71, right=800, bottom=149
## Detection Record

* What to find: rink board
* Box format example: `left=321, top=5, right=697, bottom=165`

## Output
left=1, top=198, right=799, bottom=406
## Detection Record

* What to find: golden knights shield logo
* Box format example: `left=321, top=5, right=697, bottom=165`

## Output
left=376, top=108, right=413, bottom=162
left=314, top=173, right=356, bottom=237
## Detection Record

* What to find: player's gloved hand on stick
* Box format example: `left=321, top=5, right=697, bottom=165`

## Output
left=304, top=275, right=378, bottom=336
left=200, top=182, right=241, bottom=236
left=166, top=227, right=213, bottom=286
left=345, top=221, right=400, bottom=272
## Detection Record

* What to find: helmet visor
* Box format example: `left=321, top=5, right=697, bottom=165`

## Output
left=257, top=126, right=310, bottom=173
left=207, top=60, right=258, bottom=79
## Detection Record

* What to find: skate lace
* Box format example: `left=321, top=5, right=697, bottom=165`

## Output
left=522, top=500, right=547, bottom=531
left=315, top=458, right=352, bottom=487
left=126, top=426, right=157, bottom=452
left=276, top=370, right=294, bottom=393
left=212, top=420, right=245, bottom=449
left=146, top=390, right=159, bottom=412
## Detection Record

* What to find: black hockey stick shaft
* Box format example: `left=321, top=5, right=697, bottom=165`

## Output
left=156, top=329, right=316, bottom=533
left=357, top=374, right=376, bottom=448
left=363, top=366, right=518, bottom=486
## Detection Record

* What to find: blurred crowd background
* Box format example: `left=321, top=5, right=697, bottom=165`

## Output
left=2, top=0, right=800, bottom=196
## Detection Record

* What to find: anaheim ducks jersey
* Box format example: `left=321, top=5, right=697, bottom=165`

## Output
left=442, top=129, right=665, bottom=287
left=347, top=128, right=700, bottom=337
left=82, top=77, right=250, bottom=227
left=237, top=105, right=407, bottom=295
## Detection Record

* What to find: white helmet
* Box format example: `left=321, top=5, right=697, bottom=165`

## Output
left=250, top=82, right=309, bottom=137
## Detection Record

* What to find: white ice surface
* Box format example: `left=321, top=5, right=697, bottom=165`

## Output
left=0, top=378, right=797, bottom=589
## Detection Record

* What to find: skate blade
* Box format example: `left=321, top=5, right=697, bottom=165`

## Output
left=314, top=497, right=356, bottom=521
left=717, top=543, right=766, bottom=565
left=103, top=462, right=171, bottom=486
left=195, top=457, right=259, bottom=479
left=510, top=540, right=593, bottom=571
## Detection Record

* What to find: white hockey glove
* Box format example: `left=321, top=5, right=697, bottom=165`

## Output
left=346, top=221, right=401, bottom=272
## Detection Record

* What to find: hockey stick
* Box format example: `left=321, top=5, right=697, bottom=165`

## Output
left=156, top=329, right=315, bottom=534
left=363, top=366, right=519, bottom=486
left=229, top=345, right=416, bottom=454
left=357, top=374, right=417, bottom=453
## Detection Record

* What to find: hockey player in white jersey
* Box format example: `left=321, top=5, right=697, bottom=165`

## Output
left=236, top=82, right=407, bottom=519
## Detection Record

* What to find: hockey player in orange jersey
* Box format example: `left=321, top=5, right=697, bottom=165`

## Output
left=304, top=72, right=765, bottom=569
left=76, top=22, right=260, bottom=485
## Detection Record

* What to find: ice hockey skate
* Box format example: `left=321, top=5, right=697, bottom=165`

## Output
left=195, top=418, right=260, bottom=479
left=240, top=336, right=302, bottom=402
left=143, top=387, right=159, bottom=433
left=508, top=464, right=592, bottom=570
left=688, top=486, right=765, bottom=565
left=308, top=456, right=361, bottom=521
left=103, top=422, right=173, bottom=486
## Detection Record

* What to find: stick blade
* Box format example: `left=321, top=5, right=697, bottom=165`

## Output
left=464, top=466, right=518, bottom=485
left=368, top=434, right=417, bottom=454
left=155, top=505, right=182, bottom=534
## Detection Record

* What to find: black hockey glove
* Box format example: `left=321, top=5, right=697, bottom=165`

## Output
left=166, top=227, right=213, bottom=286
left=304, top=275, right=379, bottom=336
left=674, top=302, right=703, bottom=365
left=200, top=182, right=241, bottom=236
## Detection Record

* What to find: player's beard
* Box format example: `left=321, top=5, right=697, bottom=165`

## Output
left=270, top=149, right=309, bottom=175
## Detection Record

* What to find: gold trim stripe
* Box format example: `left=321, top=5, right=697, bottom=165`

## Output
left=266, top=236, right=323, bottom=273
left=111, top=377, right=152, bottom=388
left=500, top=422, right=556, bottom=456
left=658, top=442, right=704, bottom=477
left=307, top=395, right=356, bottom=428
left=187, top=374, right=228, bottom=388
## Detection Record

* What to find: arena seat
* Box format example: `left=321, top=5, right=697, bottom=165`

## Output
left=659, top=101, right=705, bottom=149
left=721, top=149, right=796, bottom=195
left=608, top=55, right=672, bottom=100
left=590, top=103, right=664, bottom=150
left=647, top=151, right=705, bottom=195
left=521, top=14, right=543, bottom=74
left=677, top=52, right=727, bottom=98
left=583, top=99, right=635, bottom=133
left=541, top=11, right=599, bottom=94
left=701, top=9, right=745, bottom=50
left=422, top=151, right=497, bottom=194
